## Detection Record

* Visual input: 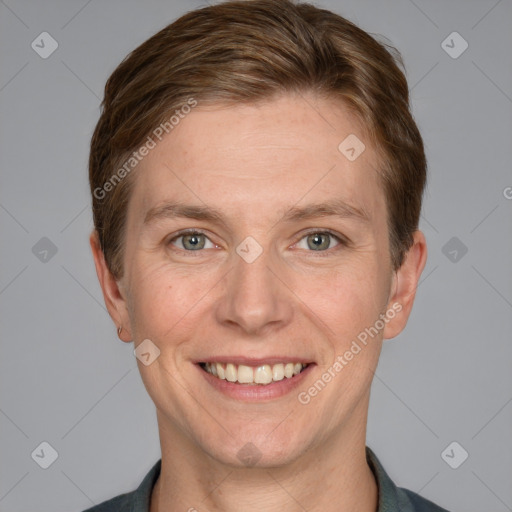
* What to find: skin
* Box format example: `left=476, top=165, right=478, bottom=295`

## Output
left=91, top=92, right=427, bottom=512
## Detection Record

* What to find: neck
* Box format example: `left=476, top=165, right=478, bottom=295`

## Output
left=150, top=408, right=378, bottom=512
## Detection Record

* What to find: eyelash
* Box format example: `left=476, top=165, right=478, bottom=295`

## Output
left=166, top=228, right=348, bottom=257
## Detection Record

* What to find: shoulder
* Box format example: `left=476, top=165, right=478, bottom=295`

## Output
left=365, top=446, right=451, bottom=512
left=82, top=492, right=134, bottom=512
left=80, top=459, right=161, bottom=512
left=397, top=486, right=451, bottom=512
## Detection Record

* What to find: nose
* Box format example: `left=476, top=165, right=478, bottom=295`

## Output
left=215, top=242, right=294, bottom=337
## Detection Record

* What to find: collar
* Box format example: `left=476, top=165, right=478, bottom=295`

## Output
left=122, top=446, right=447, bottom=512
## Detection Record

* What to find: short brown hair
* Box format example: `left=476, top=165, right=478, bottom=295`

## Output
left=89, top=0, right=426, bottom=279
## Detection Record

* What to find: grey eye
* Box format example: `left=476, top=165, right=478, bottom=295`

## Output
left=170, top=232, right=214, bottom=251
left=296, top=232, right=341, bottom=252
left=182, top=233, right=205, bottom=250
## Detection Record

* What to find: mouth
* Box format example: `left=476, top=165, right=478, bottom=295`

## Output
left=199, top=361, right=310, bottom=386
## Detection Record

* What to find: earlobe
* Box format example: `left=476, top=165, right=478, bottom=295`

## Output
left=383, top=230, right=428, bottom=340
left=89, top=230, right=132, bottom=342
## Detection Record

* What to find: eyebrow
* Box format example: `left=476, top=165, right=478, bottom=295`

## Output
left=144, top=202, right=226, bottom=226
left=281, top=198, right=370, bottom=223
left=143, top=198, right=370, bottom=226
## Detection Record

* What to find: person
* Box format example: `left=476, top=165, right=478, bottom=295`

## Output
left=85, top=0, right=450, bottom=510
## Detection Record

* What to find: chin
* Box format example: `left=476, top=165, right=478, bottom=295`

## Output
left=196, top=424, right=311, bottom=469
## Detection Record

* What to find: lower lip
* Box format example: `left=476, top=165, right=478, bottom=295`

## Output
left=197, top=364, right=315, bottom=402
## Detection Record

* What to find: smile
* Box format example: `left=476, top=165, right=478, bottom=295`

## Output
left=200, top=362, right=309, bottom=385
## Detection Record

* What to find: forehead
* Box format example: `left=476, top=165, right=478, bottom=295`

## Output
left=129, top=93, right=385, bottom=226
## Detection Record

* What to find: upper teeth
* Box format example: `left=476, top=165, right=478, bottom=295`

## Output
left=203, top=362, right=307, bottom=385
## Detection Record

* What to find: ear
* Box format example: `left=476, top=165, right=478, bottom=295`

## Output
left=89, top=230, right=132, bottom=342
left=383, top=230, right=427, bottom=340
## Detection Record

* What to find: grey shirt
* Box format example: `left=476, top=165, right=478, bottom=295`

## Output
left=83, top=446, right=450, bottom=511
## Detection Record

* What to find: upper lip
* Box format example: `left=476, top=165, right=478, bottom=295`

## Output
left=196, top=356, right=314, bottom=366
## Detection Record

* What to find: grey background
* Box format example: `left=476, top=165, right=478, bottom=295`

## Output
left=1, top=0, right=511, bottom=511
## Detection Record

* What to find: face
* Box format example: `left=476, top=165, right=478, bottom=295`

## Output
left=92, top=93, right=426, bottom=469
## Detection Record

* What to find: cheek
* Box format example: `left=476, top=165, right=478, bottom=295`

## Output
left=300, top=258, right=387, bottom=333
left=127, top=263, right=183, bottom=338
left=126, top=260, right=222, bottom=346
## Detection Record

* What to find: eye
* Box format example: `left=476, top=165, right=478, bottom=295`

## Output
left=295, top=231, right=343, bottom=252
left=168, top=230, right=216, bottom=251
